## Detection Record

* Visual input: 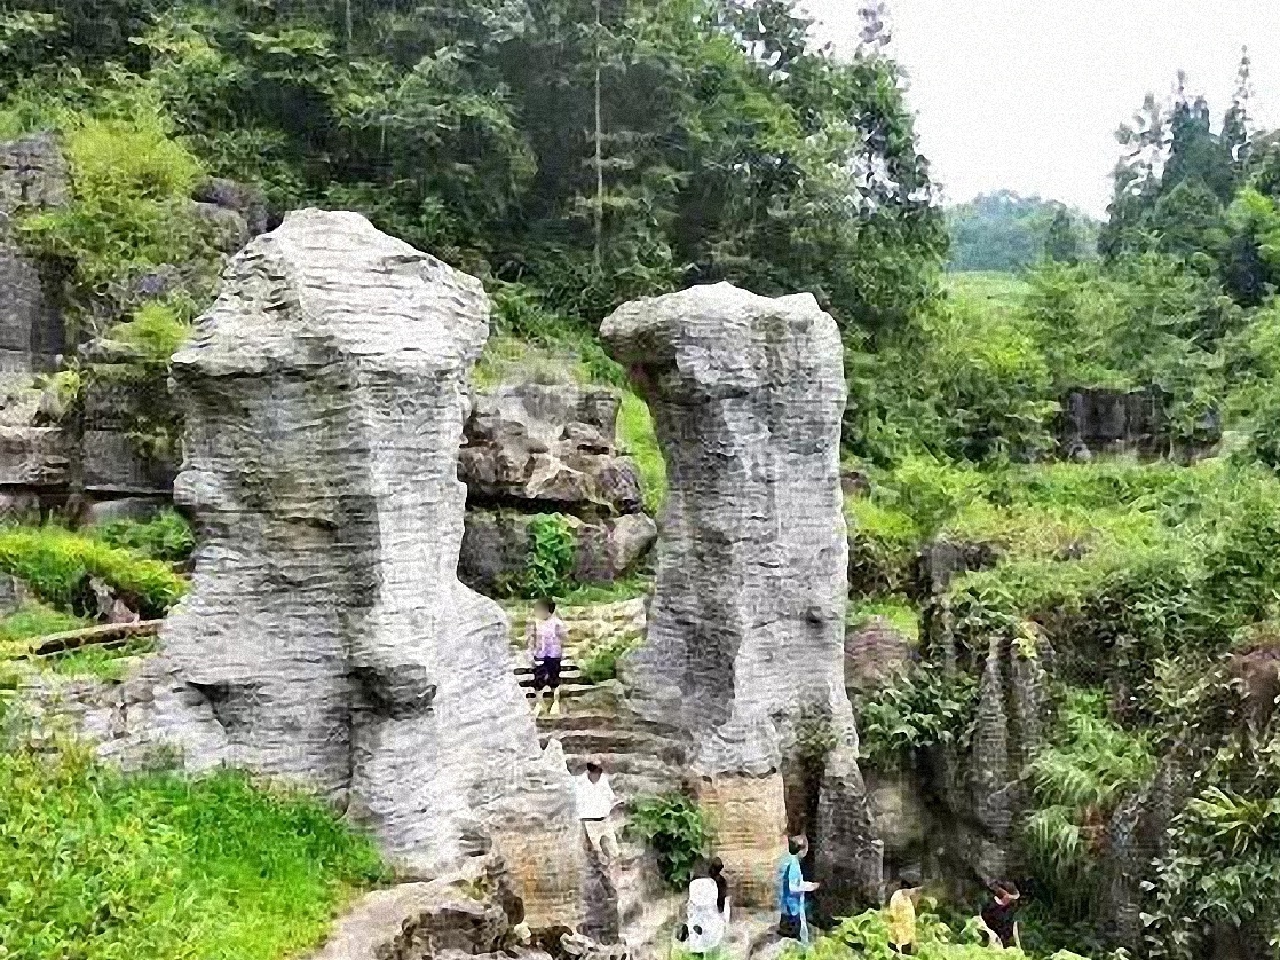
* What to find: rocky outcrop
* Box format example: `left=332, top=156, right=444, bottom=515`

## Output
left=149, top=210, right=581, bottom=925
left=457, top=383, right=654, bottom=595
left=1055, top=386, right=1223, bottom=461
left=0, top=134, right=67, bottom=391
left=602, top=282, right=880, bottom=911
left=844, top=616, right=914, bottom=693
left=459, top=511, right=655, bottom=596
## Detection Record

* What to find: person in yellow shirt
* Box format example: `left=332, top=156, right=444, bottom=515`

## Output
left=887, top=882, right=923, bottom=955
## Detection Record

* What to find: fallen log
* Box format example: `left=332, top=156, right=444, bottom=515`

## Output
left=33, top=620, right=163, bottom=657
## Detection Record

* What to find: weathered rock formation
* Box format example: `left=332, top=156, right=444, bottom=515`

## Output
left=601, top=282, right=881, bottom=911
left=458, top=383, right=655, bottom=595
left=1055, top=386, right=1223, bottom=461
left=0, top=134, right=67, bottom=391
left=152, top=210, right=582, bottom=925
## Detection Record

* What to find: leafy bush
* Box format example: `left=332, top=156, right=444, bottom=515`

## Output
left=785, top=904, right=1050, bottom=960
left=627, top=793, right=713, bottom=888
left=17, top=103, right=217, bottom=324
left=0, top=743, right=389, bottom=960
left=0, top=526, right=187, bottom=618
left=852, top=662, right=980, bottom=770
left=516, top=513, right=577, bottom=600
left=577, top=631, right=641, bottom=684
left=110, top=299, right=194, bottom=362
left=1143, top=784, right=1280, bottom=960
left=91, top=509, right=196, bottom=563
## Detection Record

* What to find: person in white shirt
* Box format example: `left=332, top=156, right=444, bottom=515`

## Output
left=573, top=761, right=620, bottom=866
left=678, top=858, right=730, bottom=954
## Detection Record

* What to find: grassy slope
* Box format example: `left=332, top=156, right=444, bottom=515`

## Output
left=0, top=745, right=388, bottom=960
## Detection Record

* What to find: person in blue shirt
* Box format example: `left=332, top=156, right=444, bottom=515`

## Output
left=776, top=835, right=819, bottom=941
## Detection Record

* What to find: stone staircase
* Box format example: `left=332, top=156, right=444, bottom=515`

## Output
left=537, top=709, right=689, bottom=801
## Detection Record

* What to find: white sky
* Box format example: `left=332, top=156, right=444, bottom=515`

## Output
left=802, top=0, right=1280, bottom=217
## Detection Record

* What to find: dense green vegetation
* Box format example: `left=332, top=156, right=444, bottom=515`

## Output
left=626, top=792, right=714, bottom=888
left=947, top=191, right=1098, bottom=272
left=0, top=743, right=388, bottom=960
left=4, top=3, right=1280, bottom=958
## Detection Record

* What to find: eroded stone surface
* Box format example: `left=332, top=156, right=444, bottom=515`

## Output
left=602, top=282, right=880, bottom=908
left=153, top=209, right=581, bottom=923
left=0, top=134, right=67, bottom=390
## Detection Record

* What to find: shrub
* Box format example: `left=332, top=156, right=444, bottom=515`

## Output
left=577, top=631, right=641, bottom=684
left=17, top=107, right=217, bottom=324
left=1022, top=689, right=1155, bottom=915
left=0, top=526, right=187, bottom=618
left=0, top=743, right=388, bottom=960
left=852, top=662, right=980, bottom=770
left=627, top=793, right=713, bottom=888
left=91, top=509, right=196, bottom=563
left=785, top=904, right=1045, bottom=960
left=110, top=299, right=194, bottom=362
left=516, top=513, right=577, bottom=600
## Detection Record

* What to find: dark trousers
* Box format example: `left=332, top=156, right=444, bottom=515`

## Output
left=533, top=657, right=562, bottom=691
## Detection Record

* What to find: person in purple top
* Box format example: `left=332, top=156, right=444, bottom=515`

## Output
left=526, top=597, right=568, bottom=716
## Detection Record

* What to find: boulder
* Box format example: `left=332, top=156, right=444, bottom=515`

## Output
left=192, top=177, right=272, bottom=237
left=309, top=873, right=512, bottom=960
left=157, top=210, right=582, bottom=926
left=909, top=539, right=999, bottom=600
left=602, top=282, right=881, bottom=909
left=460, top=383, right=642, bottom=515
left=844, top=616, right=914, bottom=693
left=84, top=496, right=167, bottom=527
left=0, top=425, right=71, bottom=488
left=1057, top=386, right=1176, bottom=459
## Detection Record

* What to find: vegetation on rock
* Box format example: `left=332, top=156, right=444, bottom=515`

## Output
left=627, top=792, right=714, bottom=889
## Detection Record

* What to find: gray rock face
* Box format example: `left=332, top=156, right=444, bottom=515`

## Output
left=460, top=384, right=642, bottom=515
left=1057, top=387, right=1170, bottom=459
left=0, top=134, right=68, bottom=388
left=601, top=282, right=852, bottom=771
left=158, top=210, right=582, bottom=923
left=601, top=282, right=880, bottom=908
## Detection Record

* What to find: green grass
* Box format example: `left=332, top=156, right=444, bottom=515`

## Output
left=617, top=391, right=667, bottom=514
left=0, top=744, right=390, bottom=960
left=0, top=601, right=89, bottom=659
left=90, top=508, right=196, bottom=563
left=943, top=269, right=1032, bottom=306
left=45, top=635, right=161, bottom=681
left=0, top=525, right=187, bottom=619
left=847, top=596, right=920, bottom=643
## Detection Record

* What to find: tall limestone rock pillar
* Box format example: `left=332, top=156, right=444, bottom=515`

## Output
left=162, top=209, right=582, bottom=927
left=601, top=282, right=882, bottom=912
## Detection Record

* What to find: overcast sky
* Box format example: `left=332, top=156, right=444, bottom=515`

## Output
left=801, top=0, right=1280, bottom=217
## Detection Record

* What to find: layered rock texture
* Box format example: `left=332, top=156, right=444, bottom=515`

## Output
left=0, top=134, right=66, bottom=390
left=458, top=383, right=654, bottom=595
left=153, top=210, right=581, bottom=924
left=602, top=282, right=880, bottom=909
